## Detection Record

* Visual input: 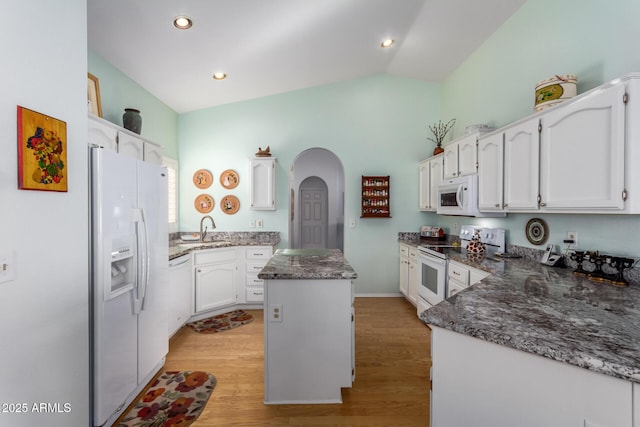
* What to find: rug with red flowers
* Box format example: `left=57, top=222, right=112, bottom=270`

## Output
left=117, top=371, right=216, bottom=427
left=186, top=309, right=253, bottom=333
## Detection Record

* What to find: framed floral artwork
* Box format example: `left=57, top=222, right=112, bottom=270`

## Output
left=17, top=106, right=68, bottom=192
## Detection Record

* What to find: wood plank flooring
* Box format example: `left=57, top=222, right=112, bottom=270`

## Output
left=164, top=297, right=431, bottom=426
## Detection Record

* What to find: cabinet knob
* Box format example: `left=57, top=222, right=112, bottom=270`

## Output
left=495, top=203, right=500, bottom=208
left=503, top=203, right=508, bottom=208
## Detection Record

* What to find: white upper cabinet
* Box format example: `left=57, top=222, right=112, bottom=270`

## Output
left=144, top=142, right=163, bottom=165
left=443, top=133, right=481, bottom=179
left=419, top=154, right=443, bottom=211
left=88, top=117, right=118, bottom=151
left=476, top=73, right=640, bottom=215
left=477, top=132, right=504, bottom=211
left=250, top=158, right=276, bottom=210
left=88, top=116, right=163, bottom=163
left=118, top=131, right=144, bottom=160
left=540, top=83, right=626, bottom=211
left=504, top=118, right=540, bottom=211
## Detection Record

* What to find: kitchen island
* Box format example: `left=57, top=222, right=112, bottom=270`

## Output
left=419, top=247, right=640, bottom=426
left=258, top=248, right=357, bottom=404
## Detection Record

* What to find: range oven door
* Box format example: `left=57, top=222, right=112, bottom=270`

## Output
left=417, top=252, right=447, bottom=306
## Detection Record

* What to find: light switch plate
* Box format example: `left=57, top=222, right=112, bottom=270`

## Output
left=0, top=251, right=16, bottom=284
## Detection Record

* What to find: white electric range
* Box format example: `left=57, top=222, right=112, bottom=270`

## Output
left=416, top=225, right=505, bottom=313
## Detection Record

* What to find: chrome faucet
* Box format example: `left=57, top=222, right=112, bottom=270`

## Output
left=199, top=215, right=216, bottom=242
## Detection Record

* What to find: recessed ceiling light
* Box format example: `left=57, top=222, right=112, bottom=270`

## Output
left=381, top=39, right=395, bottom=48
left=213, top=72, right=227, bottom=80
left=173, top=16, right=193, bottom=30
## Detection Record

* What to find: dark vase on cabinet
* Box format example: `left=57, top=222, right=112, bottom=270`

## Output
left=361, top=175, right=391, bottom=218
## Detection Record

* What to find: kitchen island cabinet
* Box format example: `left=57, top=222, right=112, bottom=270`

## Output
left=258, top=248, right=357, bottom=404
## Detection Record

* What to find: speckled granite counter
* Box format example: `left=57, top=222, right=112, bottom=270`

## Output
left=416, top=245, right=640, bottom=384
left=258, top=248, right=358, bottom=280
left=169, top=231, right=280, bottom=260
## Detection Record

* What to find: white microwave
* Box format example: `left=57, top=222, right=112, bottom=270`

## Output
left=437, top=175, right=505, bottom=217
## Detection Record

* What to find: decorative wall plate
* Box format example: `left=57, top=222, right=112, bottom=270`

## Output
left=194, top=194, right=214, bottom=213
left=525, top=218, right=548, bottom=245
left=220, top=169, right=239, bottom=189
left=220, top=195, right=240, bottom=215
left=193, top=169, right=213, bottom=189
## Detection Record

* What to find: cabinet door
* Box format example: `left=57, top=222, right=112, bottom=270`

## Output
left=478, top=133, right=504, bottom=211
left=250, top=158, right=276, bottom=210
left=540, top=83, right=626, bottom=210
left=408, top=249, right=418, bottom=305
left=443, top=143, right=458, bottom=179
left=418, top=160, right=430, bottom=210
left=429, top=156, right=444, bottom=211
left=144, top=142, right=163, bottom=165
left=457, top=135, right=478, bottom=176
left=88, top=117, right=118, bottom=151
left=504, top=118, right=540, bottom=210
left=118, top=131, right=144, bottom=160
left=194, top=262, right=237, bottom=312
left=399, top=253, right=409, bottom=296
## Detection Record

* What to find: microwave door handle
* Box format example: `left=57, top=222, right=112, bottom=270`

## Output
left=456, top=185, right=464, bottom=208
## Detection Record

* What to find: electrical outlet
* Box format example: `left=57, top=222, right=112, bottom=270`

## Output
left=349, top=218, right=356, bottom=228
left=567, top=231, right=578, bottom=249
left=453, top=223, right=459, bottom=231
left=256, top=219, right=264, bottom=229
left=269, top=304, right=283, bottom=322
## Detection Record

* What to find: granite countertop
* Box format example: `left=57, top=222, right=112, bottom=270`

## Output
left=257, top=248, right=358, bottom=280
left=169, top=231, right=280, bottom=260
left=415, top=240, right=640, bottom=384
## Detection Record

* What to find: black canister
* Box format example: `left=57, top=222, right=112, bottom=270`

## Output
left=123, top=108, right=142, bottom=134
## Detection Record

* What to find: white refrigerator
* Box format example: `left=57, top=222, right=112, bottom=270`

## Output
left=90, top=147, right=168, bottom=427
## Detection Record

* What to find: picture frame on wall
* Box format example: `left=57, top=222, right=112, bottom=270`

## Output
left=87, top=73, right=103, bottom=117
left=17, top=106, right=68, bottom=192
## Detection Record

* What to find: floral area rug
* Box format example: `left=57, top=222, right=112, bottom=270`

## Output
left=186, top=309, right=253, bottom=333
left=117, top=371, right=216, bottom=427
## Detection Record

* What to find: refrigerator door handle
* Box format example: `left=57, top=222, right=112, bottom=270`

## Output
left=139, top=207, right=151, bottom=311
left=132, top=208, right=150, bottom=314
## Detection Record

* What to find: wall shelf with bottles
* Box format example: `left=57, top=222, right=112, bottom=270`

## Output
left=361, top=175, right=391, bottom=218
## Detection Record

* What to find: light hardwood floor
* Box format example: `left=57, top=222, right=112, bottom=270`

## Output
left=164, top=297, right=431, bottom=426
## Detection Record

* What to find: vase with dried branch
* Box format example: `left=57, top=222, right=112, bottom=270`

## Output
left=427, top=118, right=456, bottom=155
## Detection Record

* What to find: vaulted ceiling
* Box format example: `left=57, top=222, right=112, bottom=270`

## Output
left=88, top=0, right=526, bottom=113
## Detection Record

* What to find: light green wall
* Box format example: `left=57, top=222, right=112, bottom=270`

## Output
left=88, top=50, right=179, bottom=159
left=179, top=74, right=441, bottom=294
left=439, top=0, right=640, bottom=256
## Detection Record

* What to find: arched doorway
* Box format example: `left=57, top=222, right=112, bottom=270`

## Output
left=289, top=148, right=345, bottom=251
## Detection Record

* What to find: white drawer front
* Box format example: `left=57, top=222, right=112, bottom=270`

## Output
left=246, top=273, right=264, bottom=286
left=399, top=244, right=409, bottom=257
left=246, top=286, right=264, bottom=302
left=194, top=248, right=236, bottom=265
left=246, top=246, right=272, bottom=260
left=448, top=263, right=469, bottom=286
left=247, top=261, right=266, bottom=273
left=409, top=248, right=418, bottom=260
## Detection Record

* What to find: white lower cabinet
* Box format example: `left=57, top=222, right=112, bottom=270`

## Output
left=242, top=246, right=273, bottom=303
left=399, top=244, right=409, bottom=297
left=447, top=260, right=489, bottom=298
left=430, top=326, right=633, bottom=427
left=193, top=249, right=238, bottom=313
left=407, top=247, right=418, bottom=305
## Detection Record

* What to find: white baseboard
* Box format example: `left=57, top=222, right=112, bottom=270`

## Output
left=354, top=293, right=403, bottom=298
